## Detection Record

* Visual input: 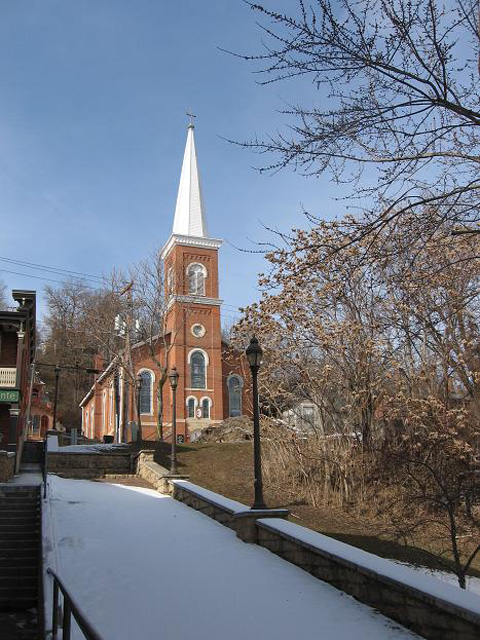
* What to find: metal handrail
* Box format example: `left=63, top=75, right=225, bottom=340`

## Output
left=43, top=434, right=48, bottom=499
left=47, top=568, right=106, bottom=640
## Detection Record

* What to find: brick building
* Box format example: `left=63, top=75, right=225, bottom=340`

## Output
left=80, top=124, right=250, bottom=443
left=28, top=377, right=54, bottom=440
left=0, top=290, right=36, bottom=463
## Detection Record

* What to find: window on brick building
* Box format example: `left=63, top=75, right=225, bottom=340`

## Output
left=187, top=263, right=206, bottom=296
left=201, top=397, right=211, bottom=419
left=190, top=352, right=206, bottom=389
left=187, top=397, right=196, bottom=418
left=228, top=375, right=243, bottom=417
left=139, top=370, right=153, bottom=414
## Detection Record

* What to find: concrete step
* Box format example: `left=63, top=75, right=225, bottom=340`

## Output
left=0, top=557, right=38, bottom=569
left=0, top=539, right=40, bottom=556
left=0, top=610, right=39, bottom=638
left=21, top=448, right=44, bottom=465
left=0, top=501, right=39, bottom=509
left=0, top=489, right=39, bottom=498
left=0, top=531, right=39, bottom=541
left=0, top=585, right=37, bottom=598
left=0, top=499, right=39, bottom=506
left=0, top=549, right=38, bottom=561
left=0, top=575, right=38, bottom=587
left=0, top=513, right=39, bottom=523
left=0, top=513, right=40, bottom=531
left=0, top=595, right=37, bottom=612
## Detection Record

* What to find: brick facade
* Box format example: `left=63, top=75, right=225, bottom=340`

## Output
left=0, top=290, right=36, bottom=462
left=80, top=237, right=250, bottom=443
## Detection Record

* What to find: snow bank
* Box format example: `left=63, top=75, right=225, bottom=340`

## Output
left=394, top=562, right=480, bottom=596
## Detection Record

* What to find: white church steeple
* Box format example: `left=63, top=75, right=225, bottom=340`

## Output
left=172, top=123, right=208, bottom=238
left=161, top=121, right=222, bottom=261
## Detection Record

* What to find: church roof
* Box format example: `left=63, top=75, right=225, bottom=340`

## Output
left=172, top=124, right=208, bottom=238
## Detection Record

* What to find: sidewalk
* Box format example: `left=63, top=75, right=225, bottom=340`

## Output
left=44, top=476, right=419, bottom=640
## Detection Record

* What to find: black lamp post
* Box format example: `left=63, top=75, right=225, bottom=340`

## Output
left=246, top=336, right=267, bottom=510
left=52, top=366, right=61, bottom=431
left=168, top=366, right=179, bottom=475
left=135, top=373, right=142, bottom=444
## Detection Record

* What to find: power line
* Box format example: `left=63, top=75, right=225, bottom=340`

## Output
left=0, top=268, right=103, bottom=291
left=0, top=255, right=251, bottom=312
left=0, top=255, right=106, bottom=284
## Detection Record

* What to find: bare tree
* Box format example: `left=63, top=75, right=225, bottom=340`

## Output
left=0, top=279, right=8, bottom=310
left=235, top=0, right=480, bottom=249
left=40, top=280, right=122, bottom=428
left=132, top=249, right=186, bottom=441
left=380, top=394, right=480, bottom=589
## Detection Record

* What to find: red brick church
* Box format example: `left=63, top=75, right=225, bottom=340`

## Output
left=80, top=123, right=250, bottom=443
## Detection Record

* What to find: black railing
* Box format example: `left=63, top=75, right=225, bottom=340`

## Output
left=47, top=568, right=106, bottom=640
left=43, top=433, right=48, bottom=499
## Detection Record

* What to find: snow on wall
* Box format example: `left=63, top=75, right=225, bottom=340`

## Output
left=259, top=518, right=480, bottom=618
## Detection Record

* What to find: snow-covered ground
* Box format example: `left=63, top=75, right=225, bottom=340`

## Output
left=394, top=562, right=480, bottom=595
left=43, top=476, right=419, bottom=640
left=49, top=443, right=130, bottom=454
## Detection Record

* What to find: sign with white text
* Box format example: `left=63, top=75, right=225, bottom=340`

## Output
left=0, top=389, right=20, bottom=403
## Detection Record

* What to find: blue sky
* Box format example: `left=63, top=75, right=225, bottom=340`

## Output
left=0, top=0, right=344, bottom=326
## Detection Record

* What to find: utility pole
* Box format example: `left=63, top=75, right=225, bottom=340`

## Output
left=119, top=282, right=136, bottom=442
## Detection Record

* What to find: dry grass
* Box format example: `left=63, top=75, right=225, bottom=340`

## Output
left=154, top=441, right=480, bottom=579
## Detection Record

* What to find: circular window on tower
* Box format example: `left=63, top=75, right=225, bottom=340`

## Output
left=191, top=323, right=206, bottom=338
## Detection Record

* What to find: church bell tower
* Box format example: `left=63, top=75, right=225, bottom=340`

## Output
left=161, top=122, right=223, bottom=441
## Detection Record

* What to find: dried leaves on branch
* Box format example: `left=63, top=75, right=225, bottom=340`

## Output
left=232, top=216, right=480, bottom=587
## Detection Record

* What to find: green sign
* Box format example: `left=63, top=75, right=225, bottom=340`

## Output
left=0, top=389, right=20, bottom=403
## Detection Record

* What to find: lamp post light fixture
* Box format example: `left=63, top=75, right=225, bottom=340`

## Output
left=135, top=373, right=143, bottom=444
left=246, top=336, right=267, bottom=510
left=168, top=366, right=180, bottom=475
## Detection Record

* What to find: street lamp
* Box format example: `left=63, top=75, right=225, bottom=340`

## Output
left=52, top=366, right=61, bottom=431
left=168, top=366, right=180, bottom=475
left=135, top=373, right=143, bottom=444
left=246, top=336, right=267, bottom=510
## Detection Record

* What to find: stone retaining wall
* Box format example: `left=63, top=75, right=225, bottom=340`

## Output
left=0, top=450, right=15, bottom=482
left=134, top=451, right=246, bottom=528
left=135, top=449, right=480, bottom=639
left=170, top=482, right=243, bottom=530
left=257, top=519, right=480, bottom=640
left=47, top=452, right=133, bottom=478
left=135, top=452, right=174, bottom=494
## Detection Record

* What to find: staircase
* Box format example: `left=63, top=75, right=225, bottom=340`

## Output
left=21, top=441, right=44, bottom=465
left=0, top=485, right=41, bottom=639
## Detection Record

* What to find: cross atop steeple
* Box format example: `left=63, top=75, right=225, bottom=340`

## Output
left=186, top=109, right=196, bottom=129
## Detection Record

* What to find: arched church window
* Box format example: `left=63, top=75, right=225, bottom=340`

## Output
left=187, top=397, right=196, bottom=418
left=228, top=375, right=243, bottom=417
left=190, top=351, right=206, bottom=389
left=139, top=370, right=153, bottom=414
left=187, top=263, right=206, bottom=296
left=201, top=397, right=211, bottom=419
left=167, top=267, right=174, bottom=295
